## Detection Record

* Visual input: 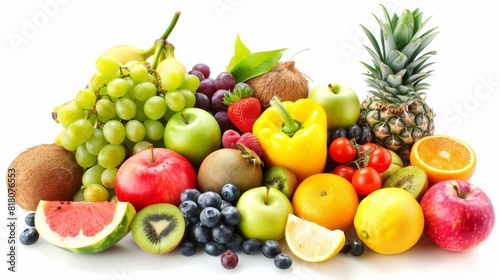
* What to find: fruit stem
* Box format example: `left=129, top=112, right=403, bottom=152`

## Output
left=150, top=11, right=181, bottom=69
left=149, top=144, right=156, bottom=163
left=265, top=186, right=270, bottom=205
left=328, top=83, right=340, bottom=94
left=269, top=96, right=302, bottom=137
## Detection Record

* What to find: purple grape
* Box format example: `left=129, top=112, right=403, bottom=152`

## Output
left=214, top=71, right=236, bottom=91
left=214, top=111, right=234, bottom=133
left=188, top=69, right=205, bottom=81
left=211, top=89, right=229, bottom=112
left=221, top=250, right=239, bottom=270
left=192, top=63, right=211, bottom=79
left=194, top=92, right=211, bottom=112
left=198, top=78, right=217, bottom=100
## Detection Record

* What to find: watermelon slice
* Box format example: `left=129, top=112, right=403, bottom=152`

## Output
left=35, top=200, right=136, bottom=254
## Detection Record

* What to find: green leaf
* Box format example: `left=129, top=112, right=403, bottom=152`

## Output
left=229, top=48, right=287, bottom=83
left=226, top=34, right=251, bottom=73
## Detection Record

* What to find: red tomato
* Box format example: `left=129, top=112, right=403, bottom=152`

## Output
left=332, top=165, right=356, bottom=182
left=351, top=167, right=382, bottom=196
left=358, top=143, right=379, bottom=158
left=367, top=147, right=392, bottom=173
left=329, top=137, right=356, bottom=164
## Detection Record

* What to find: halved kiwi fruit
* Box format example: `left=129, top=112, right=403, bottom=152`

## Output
left=382, top=165, right=428, bottom=201
left=131, top=203, right=185, bottom=254
left=262, top=166, right=298, bottom=199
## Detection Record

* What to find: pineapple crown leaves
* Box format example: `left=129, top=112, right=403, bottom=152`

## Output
left=360, top=5, right=439, bottom=104
left=222, top=83, right=255, bottom=106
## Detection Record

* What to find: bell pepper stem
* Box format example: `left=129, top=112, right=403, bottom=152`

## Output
left=269, top=96, right=301, bottom=137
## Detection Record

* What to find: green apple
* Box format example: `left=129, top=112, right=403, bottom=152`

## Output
left=380, top=150, right=404, bottom=181
left=307, top=82, right=360, bottom=131
left=164, top=107, right=221, bottom=168
left=236, top=186, right=293, bottom=242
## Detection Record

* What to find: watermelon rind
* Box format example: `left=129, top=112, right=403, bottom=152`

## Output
left=35, top=200, right=136, bottom=254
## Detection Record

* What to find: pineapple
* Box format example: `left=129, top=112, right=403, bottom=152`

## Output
left=357, top=5, right=438, bottom=165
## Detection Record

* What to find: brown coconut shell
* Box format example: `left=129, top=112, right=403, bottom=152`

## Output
left=6, top=143, right=84, bottom=211
left=246, top=60, right=309, bottom=107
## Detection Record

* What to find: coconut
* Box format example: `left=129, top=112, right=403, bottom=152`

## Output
left=197, top=144, right=264, bottom=194
left=246, top=60, right=309, bottom=107
left=6, top=143, right=84, bottom=211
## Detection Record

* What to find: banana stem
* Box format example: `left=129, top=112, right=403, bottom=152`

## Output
left=150, top=11, right=181, bottom=69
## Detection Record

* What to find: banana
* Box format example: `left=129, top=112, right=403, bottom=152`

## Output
left=155, top=44, right=186, bottom=73
left=100, top=44, right=155, bottom=65
left=51, top=98, right=75, bottom=123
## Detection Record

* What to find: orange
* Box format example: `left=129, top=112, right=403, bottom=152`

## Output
left=291, top=173, right=359, bottom=231
left=410, top=135, right=476, bottom=186
left=354, top=188, right=424, bottom=255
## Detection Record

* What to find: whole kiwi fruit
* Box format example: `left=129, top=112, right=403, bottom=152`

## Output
left=6, top=143, right=84, bottom=211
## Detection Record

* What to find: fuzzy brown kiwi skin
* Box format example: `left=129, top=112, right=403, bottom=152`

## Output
left=6, top=143, right=84, bottom=211
left=246, top=61, right=309, bottom=107
left=262, top=166, right=298, bottom=199
left=382, top=166, right=429, bottom=201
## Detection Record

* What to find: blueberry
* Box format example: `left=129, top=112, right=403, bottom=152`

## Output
left=350, top=240, right=365, bottom=256
left=197, top=191, right=222, bottom=209
left=19, top=228, right=39, bottom=245
left=25, top=212, right=36, bottom=227
left=274, top=253, right=293, bottom=269
left=205, top=240, right=225, bottom=256
left=261, top=240, right=281, bottom=258
left=220, top=183, right=241, bottom=203
left=178, top=239, right=198, bottom=256
left=220, top=200, right=233, bottom=209
left=211, top=223, right=233, bottom=244
left=199, top=207, right=221, bottom=228
left=180, top=188, right=201, bottom=203
left=340, top=239, right=352, bottom=254
left=224, top=233, right=244, bottom=252
left=220, top=206, right=240, bottom=226
left=179, top=200, right=199, bottom=219
left=190, top=222, right=211, bottom=243
left=242, top=238, right=261, bottom=255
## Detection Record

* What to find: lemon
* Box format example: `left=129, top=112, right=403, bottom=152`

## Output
left=354, top=188, right=424, bottom=255
left=285, top=213, right=345, bottom=262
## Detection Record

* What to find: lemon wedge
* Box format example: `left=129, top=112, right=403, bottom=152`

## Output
left=285, top=213, right=345, bottom=262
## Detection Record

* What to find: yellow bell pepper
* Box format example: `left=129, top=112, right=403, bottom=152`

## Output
left=252, top=96, right=328, bottom=183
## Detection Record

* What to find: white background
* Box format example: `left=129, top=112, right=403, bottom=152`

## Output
left=1, top=0, right=499, bottom=279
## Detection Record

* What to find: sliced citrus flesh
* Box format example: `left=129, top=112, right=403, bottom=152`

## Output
left=410, top=135, right=476, bottom=186
left=285, top=213, right=346, bottom=262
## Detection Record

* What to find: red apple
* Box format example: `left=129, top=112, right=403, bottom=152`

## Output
left=114, top=146, right=197, bottom=211
left=420, top=180, right=495, bottom=252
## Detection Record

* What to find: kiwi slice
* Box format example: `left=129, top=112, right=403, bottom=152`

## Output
left=262, top=166, right=298, bottom=199
left=131, top=203, right=185, bottom=254
left=382, top=166, right=428, bottom=202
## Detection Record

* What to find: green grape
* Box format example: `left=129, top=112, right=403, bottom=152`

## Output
left=133, top=100, right=149, bottom=122
left=107, top=78, right=129, bottom=99
left=57, top=101, right=85, bottom=128
left=84, top=183, right=110, bottom=202
left=65, top=118, right=95, bottom=145
left=181, top=73, right=201, bottom=93
left=103, top=120, right=126, bottom=145
left=101, top=167, right=118, bottom=188
left=115, top=97, right=137, bottom=120
left=132, top=81, right=157, bottom=101
left=143, top=119, right=164, bottom=141
left=86, top=127, right=108, bottom=155
left=76, top=143, right=97, bottom=168
left=98, top=144, right=126, bottom=169
left=124, top=60, right=140, bottom=68
left=123, top=78, right=136, bottom=100
left=163, top=107, right=176, bottom=122
left=129, top=63, right=150, bottom=83
left=180, top=89, right=196, bottom=108
left=82, top=164, right=106, bottom=187
left=89, top=71, right=111, bottom=91
left=60, top=131, right=80, bottom=151
left=125, top=120, right=146, bottom=142
left=95, top=98, right=116, bottom=121
left=144, top=95, right=167, bottom=120
left=165, top=90, right=186, bottom=112
left=76, top=88, right=97, bottom=109
left=160, top=70, right=184, bottom=91
left=73, top=188, right=85, bottom=201
left=133, top=140, right=151, bottom=154
left=95, top=56, right=121, bottom=76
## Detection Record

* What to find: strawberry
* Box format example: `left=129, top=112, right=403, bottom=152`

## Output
left=223, top=83, right=262, bottom=133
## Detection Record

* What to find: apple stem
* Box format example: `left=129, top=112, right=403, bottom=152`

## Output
left=149, top=144, right=156, bottom=163
left=452, top=182, right=463, bottom=198
left=328, top=83, right=341, bottom=94
left=265, top=186, right=270, bottom=205
left=180, top=113, right=189, bottom=124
